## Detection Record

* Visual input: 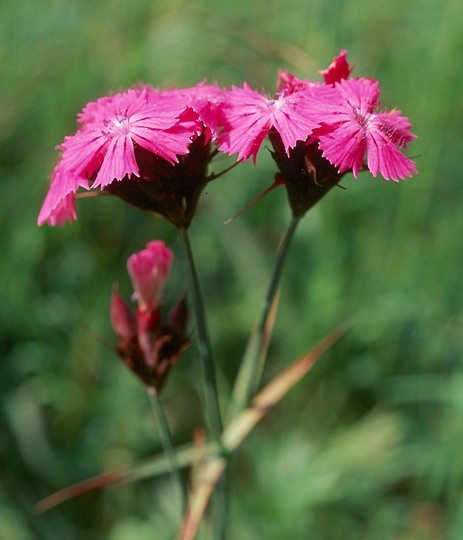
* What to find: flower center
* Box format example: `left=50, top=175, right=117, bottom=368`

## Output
left=112, top=115, right=132, bottom=135
left=352, top=106, right=371, bottom=129
left=265, top=97, right=284, bottom=113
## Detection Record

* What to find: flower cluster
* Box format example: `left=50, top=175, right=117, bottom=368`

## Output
left=219, top=50, right=417, bottom=216
left=110, top=241, right=189, bottom=391
left=38, top=50, right=417, bottom=227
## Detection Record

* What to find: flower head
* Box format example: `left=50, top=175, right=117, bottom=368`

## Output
left=38, top=87, right=199, bottom=226
left=314, top=78, right=417, bottom=181
left=219, top=82, right=335, bottom=163
left=127, top=241, right=173, bottom=311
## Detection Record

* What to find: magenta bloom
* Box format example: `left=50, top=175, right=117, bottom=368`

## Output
left=38, top=87, right=197, bottom=226
left=219, top=83, right=335, bottom=163
left=127, top=241, right=173, bottom=311
left=175, top=82, right=225, bottom=142
left=314, top=78, right=417, bottom=181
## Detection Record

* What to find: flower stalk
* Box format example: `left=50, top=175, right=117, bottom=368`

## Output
left=147, top=386, right=188, bottom=510
left=178, top=228, right=224, bottom=440
left=229, top=216, right=300, bottom=420
left=178, top=227, right=228, bottom=540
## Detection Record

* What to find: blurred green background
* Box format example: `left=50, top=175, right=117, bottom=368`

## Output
left=1, top=0, right=462, bottom=538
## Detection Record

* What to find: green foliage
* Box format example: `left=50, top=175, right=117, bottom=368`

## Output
left=1, top=0, right=463, bottom=538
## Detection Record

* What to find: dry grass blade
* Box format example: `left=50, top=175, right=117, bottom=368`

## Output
left=35, top=471, right=126, bottom=514
left=35, top=441, right=217, bottom=514
left=178, top=322, right=349, bottom=540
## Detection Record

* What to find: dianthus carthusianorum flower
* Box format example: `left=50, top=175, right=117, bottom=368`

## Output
left=219, top=50, right=417, bottom=217
left=38, top=84, right=225, bottom=228
left=218, top=82, right=337, bottom=163
left=314, top=77, right=417, bottom=181
left=38, top=88, right=195, bottom=226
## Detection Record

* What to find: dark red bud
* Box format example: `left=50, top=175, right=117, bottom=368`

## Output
left=110, top=287, right=136, bottom=341
left=168, top=296, right=188, bottom=336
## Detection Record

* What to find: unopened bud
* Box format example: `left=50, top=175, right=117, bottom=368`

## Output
left=127, top=241, right=173, bottom=310
left=168, top=295, right=188, bottom=336
left=110, top=287, right=136, bottom=341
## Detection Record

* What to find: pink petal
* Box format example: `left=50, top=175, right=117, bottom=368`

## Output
left=37, top=164, right=89, bottom=226
left=276, top=70, right=317, bottom=94
left=319, top=49, right=353, bottom=84
left=220, top=113, right=271, bottom=163
left=130, top=121, right=194, bottom=163
left=336, top=78, right=380, bottom=115
left=367, top=127, right=417, bottom=181
left=59, top=130, right=107, bottom=179
left=39, top=193, right=77, bottom=227
left=93, top=135, right=139, bottom=189
left=318, top=121, right=367, bottom=177
left=374, top=110, right=416, bottom=148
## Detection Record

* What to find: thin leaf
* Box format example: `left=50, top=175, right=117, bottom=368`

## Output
left=35, top=441, right=218, bottom=514
left=179, top=322, right=349, bottom=540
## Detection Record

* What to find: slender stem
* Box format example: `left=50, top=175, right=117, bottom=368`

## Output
left=229, top=216, right=300, bottom=420
left=258, top=215, right=300, bottom=339
left=213, top=470, right=229, bottom=540
left=178, top=228, right=227, bottom=540
left=178, top=228, right=224, bottom=440
left=147, top=387, right=188, bottom=509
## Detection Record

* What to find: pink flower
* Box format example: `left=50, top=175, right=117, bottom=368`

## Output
left=175, top=82, right=225, bottom=142
left=314, top=78, right=417, bottom=181
left=219, top=83, right=335, bottom=163
left=38, top=87, right=197, bottom=226
left=127, top=241, right=173, bottom=311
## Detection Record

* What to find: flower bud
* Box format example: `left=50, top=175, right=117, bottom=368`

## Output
left=127, top=241, right=173, bottom=310
left=110, top=287, right=136, bottom=341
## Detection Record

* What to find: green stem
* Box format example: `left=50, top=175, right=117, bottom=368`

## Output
left=178, top=228, right=227, bottom=540
left=228, top=216, right=300, bottom=420
left=178, top=228, right=224, bottom=440
left=147, top=387, right=188, bottom=509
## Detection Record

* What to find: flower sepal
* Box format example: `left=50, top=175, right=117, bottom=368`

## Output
left=269, top=131, right=345, bottom=218
left=111, top=293, right=189, bottom=391
left=106, top=132, right=212, bottom=229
